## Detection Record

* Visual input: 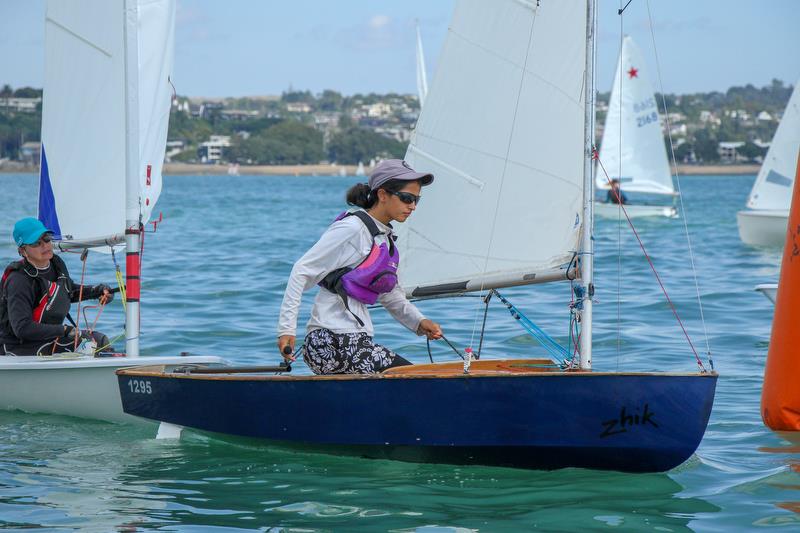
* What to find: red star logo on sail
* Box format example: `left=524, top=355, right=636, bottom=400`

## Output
left=627, top=66, right=639, bottom=79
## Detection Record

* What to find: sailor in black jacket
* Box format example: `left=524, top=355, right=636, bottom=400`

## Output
left=0, top=218, right=113, bottom=355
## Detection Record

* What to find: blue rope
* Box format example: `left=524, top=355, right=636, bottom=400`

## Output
left=494, top=290, right=571, bottom=361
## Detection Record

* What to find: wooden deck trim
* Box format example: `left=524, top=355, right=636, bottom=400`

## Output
left=116, top=360, right=718, bottom=382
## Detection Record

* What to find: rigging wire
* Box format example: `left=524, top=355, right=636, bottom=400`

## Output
left=111, top=247, right=127, bottom=311
left=595, top=153, right=706, bottom=372
left=644, top=0, right=713, bottom=369
left=617, top=0, right=634, bottom=15
left=73, top=250, right=89, bottom=351
left=494, top=290, right=572, bottom=362
left=616, top=1, right=625, bottom=371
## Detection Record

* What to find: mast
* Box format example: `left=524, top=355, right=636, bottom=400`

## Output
left=579, top=0, right=597, bottom=370
left=123, top=0, right=141, bottom=357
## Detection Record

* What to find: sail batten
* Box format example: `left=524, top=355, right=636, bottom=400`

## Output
left=397, top=0, right=587, bottom=296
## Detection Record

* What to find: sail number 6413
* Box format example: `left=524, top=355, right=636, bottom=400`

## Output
left=128, top=379, right=152, bottom=394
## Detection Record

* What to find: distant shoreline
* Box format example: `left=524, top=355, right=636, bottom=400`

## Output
left=0, top=162, right=761, bottom=176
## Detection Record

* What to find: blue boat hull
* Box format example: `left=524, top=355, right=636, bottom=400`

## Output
left=118, top=366, right=717, bottom=472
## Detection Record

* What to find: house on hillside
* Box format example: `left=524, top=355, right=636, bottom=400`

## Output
left=718, top=141, right=746, bottom=163
left=19, top=142, right=41, bottom=165
left=198, top=135, right=231, bottom=164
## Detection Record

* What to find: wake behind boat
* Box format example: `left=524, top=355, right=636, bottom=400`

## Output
left=0, top=0, right=223, bottom=423
left=117, top=0, right=716, bottom=473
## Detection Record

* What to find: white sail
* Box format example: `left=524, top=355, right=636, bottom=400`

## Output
left=397, top=0, right=587, bottom=297
left=135, top=0, right=176, bottom=226
left=745, top=79, right=800, bottom=210
left=596, top=36, right=673, bottom=195
left=415, top=21, right=428, bottom=106
left=38, top=0, right=175, bottom=247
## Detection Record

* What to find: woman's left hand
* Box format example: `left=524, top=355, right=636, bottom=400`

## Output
left=417, top=319, right=442, bottom=340
left=97, top=284, right=114, bottom=305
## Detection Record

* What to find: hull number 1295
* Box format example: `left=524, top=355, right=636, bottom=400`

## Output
left=128, top=379, right=152, bottom=394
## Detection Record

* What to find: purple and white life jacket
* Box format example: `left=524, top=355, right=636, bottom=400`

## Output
left=319, top=210, right=399, bottom=325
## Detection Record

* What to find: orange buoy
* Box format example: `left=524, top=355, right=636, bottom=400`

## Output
left=762, top=148, right=800, bottom=431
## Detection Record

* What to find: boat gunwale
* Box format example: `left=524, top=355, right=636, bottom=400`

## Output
left=116, top=363, right=719, bottom=382
left=0, top=354, right=226, bottom=370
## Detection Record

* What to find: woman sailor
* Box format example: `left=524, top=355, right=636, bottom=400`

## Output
left=0, top=217, right=113, bottom=355
left=277, top=159, right=443, bottom=374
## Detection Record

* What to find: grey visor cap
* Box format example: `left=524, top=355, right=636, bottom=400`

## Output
left=368, top=159, right=434, bottom=190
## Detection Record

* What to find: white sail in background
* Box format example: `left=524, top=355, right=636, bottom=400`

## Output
left=415, top=21, right=428, bottom=106
left=39, top=0, right=176, bottom=247
left=596, top=36, right=673, bottom=195
left=135, top=0, right=176, bottom=225
left=745, top=80, right=800, bottom=210
left=397, top=0, right=586, bottom=296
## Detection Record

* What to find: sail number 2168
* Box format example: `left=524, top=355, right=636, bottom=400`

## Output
left=636, top=111, right=658, bottom=128
left=128, top=379, right=152, bottom=394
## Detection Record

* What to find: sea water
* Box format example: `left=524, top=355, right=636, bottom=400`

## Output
left=0, top=173, right=796, bottom=531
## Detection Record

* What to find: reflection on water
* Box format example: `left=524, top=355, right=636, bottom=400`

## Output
left=0, top=411, right=719, bottom=531
left=757, top=440, right=800, bottom=523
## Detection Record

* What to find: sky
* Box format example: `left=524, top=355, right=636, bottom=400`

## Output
left=1, top=0, right=798, bottom=98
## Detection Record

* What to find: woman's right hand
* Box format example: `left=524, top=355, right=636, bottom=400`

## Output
left=417, top=319, right=443, bottom=340
left=278, top=335, right=296, bottom=361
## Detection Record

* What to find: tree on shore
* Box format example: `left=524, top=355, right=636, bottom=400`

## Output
left=327, top=125, right=406, bottom=164
left=228, top=120, right=324, bottom=165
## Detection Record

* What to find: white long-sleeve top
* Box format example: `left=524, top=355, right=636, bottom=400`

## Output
left=277, top=211, right=426, bottom=339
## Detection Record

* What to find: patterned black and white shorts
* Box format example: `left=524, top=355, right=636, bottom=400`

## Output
left=303, top=328, right=411, bottom=375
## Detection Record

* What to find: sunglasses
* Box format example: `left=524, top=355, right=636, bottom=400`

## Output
left=390, top=191, right=422, bottom=205
left=28, top=235, right=53, bottom=248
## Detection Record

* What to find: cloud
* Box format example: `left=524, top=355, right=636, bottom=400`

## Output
left=175, top=3, right=229, bottom=44
left=368, top=15, right=391, bottom=29
left=295, top=14, right=408, bottom=52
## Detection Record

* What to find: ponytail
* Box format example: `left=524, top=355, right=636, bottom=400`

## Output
left=346, top=182, right=375, bottom=208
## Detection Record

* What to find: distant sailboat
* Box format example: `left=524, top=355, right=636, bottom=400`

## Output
left=0, top=0, right=223, bottom=424
left=595, top=36, right=677, bottom=219
left=737, top=79, right=800, bottom=247
left=355, top=161, right=365, bottom=176
left=118, top=0, right=716, bottom=473
left=415, top=20, right=428, bottom=106
left=755, top=283, right=778, bottom=303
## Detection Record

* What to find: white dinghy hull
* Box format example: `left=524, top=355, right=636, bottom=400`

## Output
left=736, top=209, right=789, bottom=247
left=0, top=355, right=224, bottom=423
left=595, top=201, right=677, bottom=219
left=755, top=283, right=778, bottom=304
